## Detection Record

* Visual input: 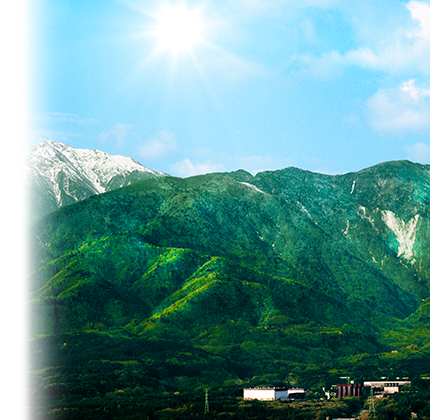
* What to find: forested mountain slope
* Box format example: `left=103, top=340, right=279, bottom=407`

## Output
left=28, top=160, right=430, bottom=419
left=31, top=161, right=430, bottom=315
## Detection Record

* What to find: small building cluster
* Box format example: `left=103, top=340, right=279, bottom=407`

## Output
left=243, top=387, right=307, bottom=401
left=363, top=381, right=411, bottom=397
left=334, top=380, right=411, bottom=399
left=243, top=379, right=411, bottom=402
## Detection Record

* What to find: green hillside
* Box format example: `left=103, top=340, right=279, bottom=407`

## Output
left=29, top=161, right=430, bottom=419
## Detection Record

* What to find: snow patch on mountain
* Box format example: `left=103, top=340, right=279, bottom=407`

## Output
left=381, top=210, right=419, bottom=259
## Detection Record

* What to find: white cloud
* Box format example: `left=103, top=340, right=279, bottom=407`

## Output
left=291, top=1, right=430, bottom=132
left=402, top=78, right=430, bottom=99
left=99, top=123, right=137, bottom=147
left=405, top=142, right=430, bottom=162
left=408, top=0, right=430, bottom=39
left=137, top=130, right=177, bottom=160
left=294, top=1, right=430, bottom=77
left=170, top=158, right=226, bottom=177
left=191, top=148, right=293, bottom=174
left=169, top=151, right=292, bottom=178
left=355, top=1, right=430, bottom=73
left=367, top=79, right=430, bottom=132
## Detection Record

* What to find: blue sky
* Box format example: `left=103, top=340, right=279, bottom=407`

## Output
left=31, top=0, right=430, bottom=176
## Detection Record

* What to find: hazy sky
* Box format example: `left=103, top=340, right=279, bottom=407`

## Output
left=31, top=0, right=430, bottom=176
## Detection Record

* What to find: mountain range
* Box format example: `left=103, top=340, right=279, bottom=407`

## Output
left=26, top=140, right=165, bottom=221
left=27, top=142, right=430, bottom=419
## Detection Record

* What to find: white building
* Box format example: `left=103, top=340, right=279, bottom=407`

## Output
left=363, top=381, right=411, bottom=397
left=243, top=387, right=307, bottom=401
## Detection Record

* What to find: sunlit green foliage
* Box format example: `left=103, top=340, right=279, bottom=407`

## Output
left=28, top=161, right=430, bottom=418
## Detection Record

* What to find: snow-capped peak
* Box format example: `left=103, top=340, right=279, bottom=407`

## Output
left=27, top=140, right=166, bottom=221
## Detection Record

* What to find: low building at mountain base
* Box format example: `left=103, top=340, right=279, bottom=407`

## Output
left=363, top=381, right=411, bottom=397
left=243, top=387, right=307, bottom=401
left=337, top=383, right=362, bottom=397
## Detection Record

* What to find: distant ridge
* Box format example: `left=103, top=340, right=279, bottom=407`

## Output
left=26, top=140, right=166, bottom=221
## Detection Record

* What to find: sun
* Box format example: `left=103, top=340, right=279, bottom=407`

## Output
left=154, top=5, right=205, bottom=54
